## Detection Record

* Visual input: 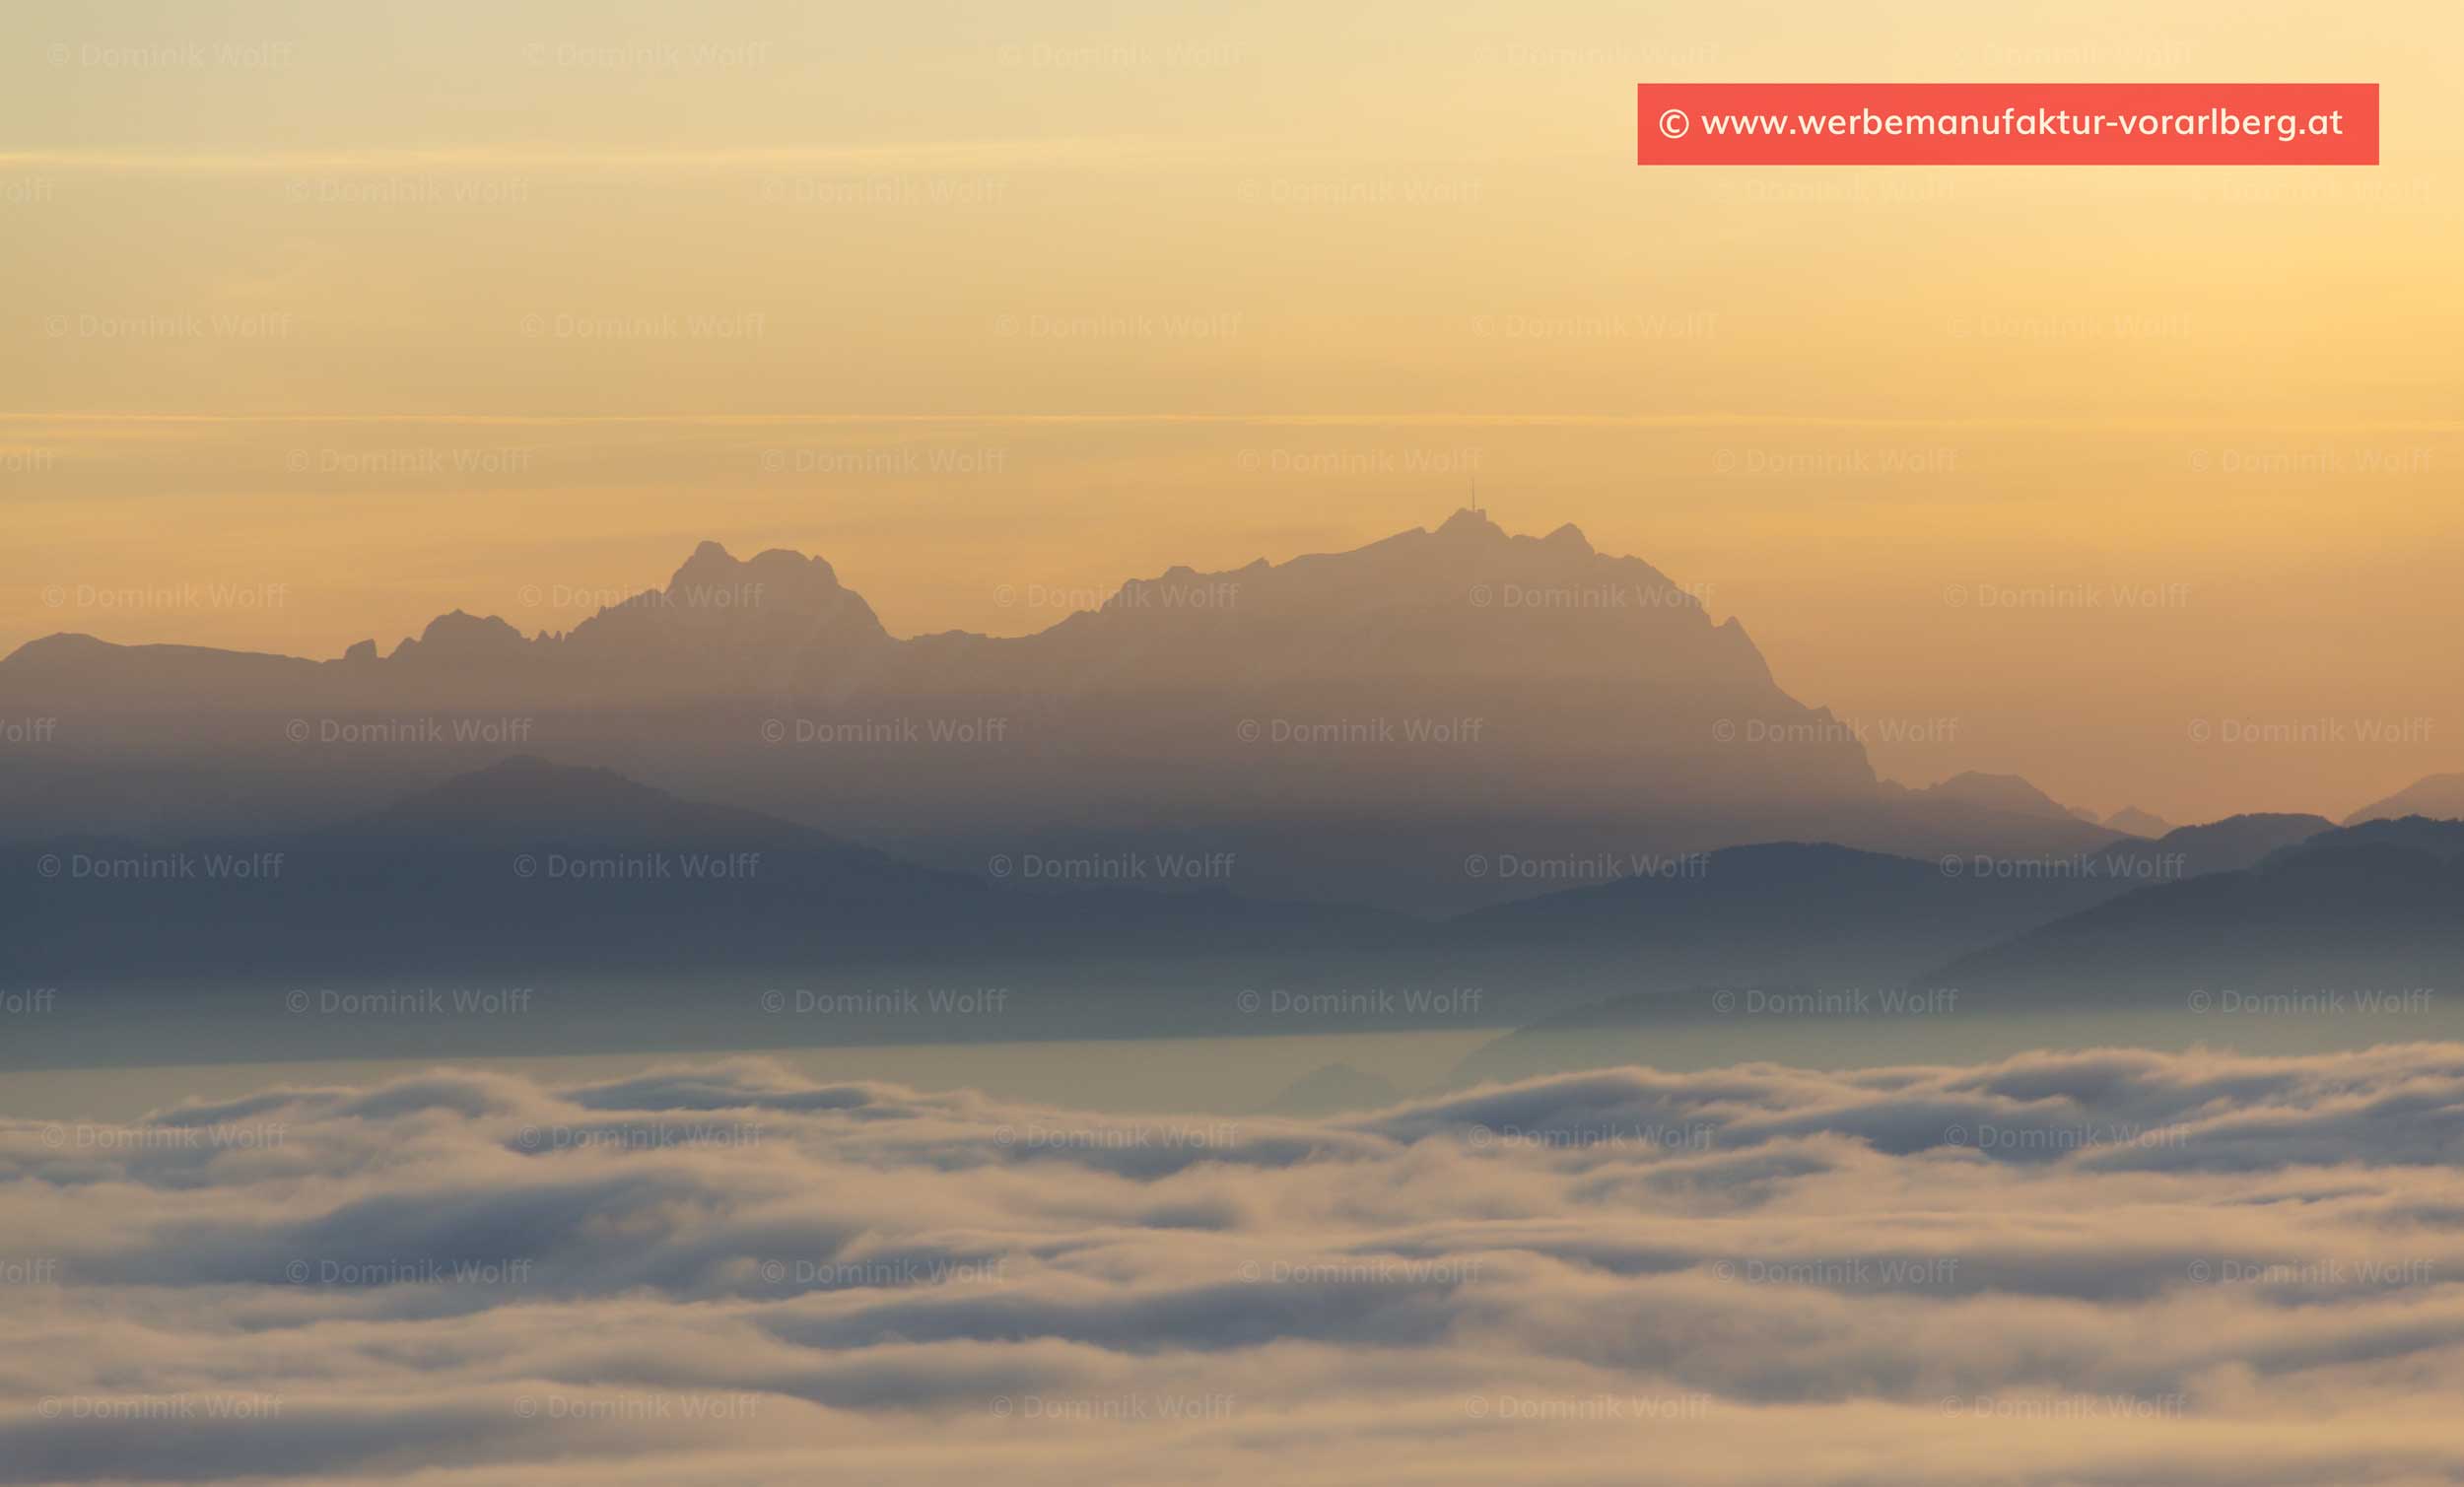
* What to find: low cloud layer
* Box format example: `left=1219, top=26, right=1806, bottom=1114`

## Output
left=6, top=1045, right=2464, bottom=1484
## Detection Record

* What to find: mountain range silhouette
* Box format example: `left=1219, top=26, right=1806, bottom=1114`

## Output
left=2, top=511, right=2193, bottom=912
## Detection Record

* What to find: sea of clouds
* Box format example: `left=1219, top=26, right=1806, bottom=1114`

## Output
left=6, top=1044, right=2464, bottom=1484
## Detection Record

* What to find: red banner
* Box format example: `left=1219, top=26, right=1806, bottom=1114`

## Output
left=1636, top=84, right=2378, bottom=165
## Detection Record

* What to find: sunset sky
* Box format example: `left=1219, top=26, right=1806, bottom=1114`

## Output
left=5, top=0, right=2458, bottom=821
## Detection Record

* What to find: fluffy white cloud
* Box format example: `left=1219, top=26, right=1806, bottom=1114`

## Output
left=6, top=1046, right=2464, bottom=1483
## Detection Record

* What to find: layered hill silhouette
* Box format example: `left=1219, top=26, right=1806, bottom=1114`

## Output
left=0, top=758, right=1404, bottom=980
left=4, top=757, right=2352, bottom=994
left=1937, top=817, right=2464, bottom=998
left=2, top=513, right=2137, bottom=912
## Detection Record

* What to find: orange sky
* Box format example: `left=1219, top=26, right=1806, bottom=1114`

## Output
left=4, top=0, right=2459, bottom=822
